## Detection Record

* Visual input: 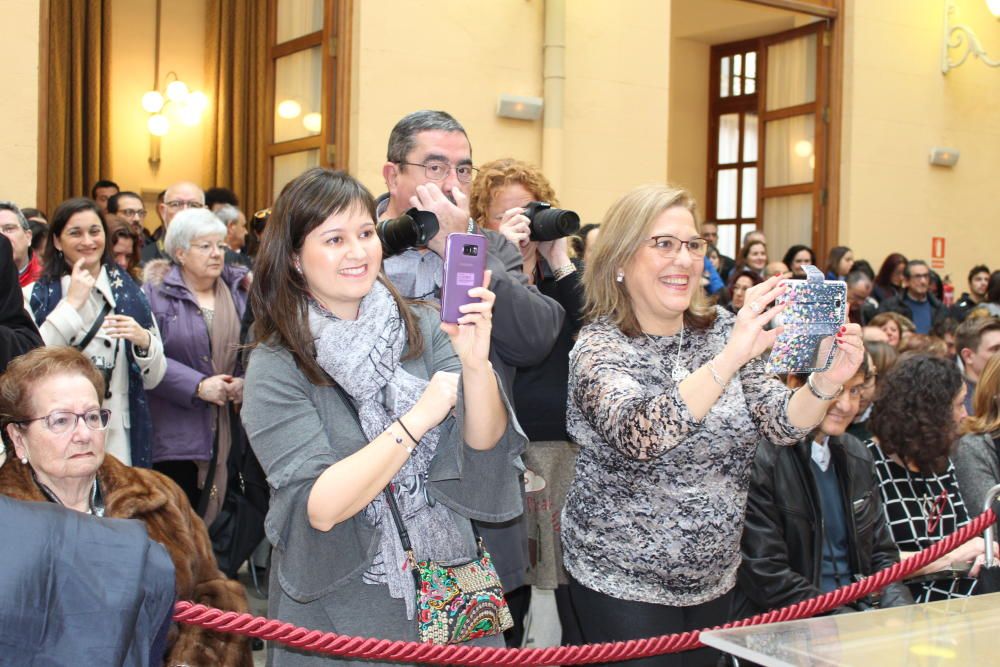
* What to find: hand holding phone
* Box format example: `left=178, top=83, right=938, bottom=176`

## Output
left=767, top=268, right=847, bottom=373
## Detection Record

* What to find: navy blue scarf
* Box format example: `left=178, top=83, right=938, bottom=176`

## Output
left=29, top=264, right=155, bottom=468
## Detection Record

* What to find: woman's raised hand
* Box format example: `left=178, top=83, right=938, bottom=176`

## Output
left=66, top=258, right=96, bottom=310
left=103, top=314, right=152, bottom=349
left=407, top=371, right=460, bottom=434
left=441, top=269, right=495, bottom=371
left=722, top=275, right=789, bottom=368
left=815, top=322, right=864, bottom=388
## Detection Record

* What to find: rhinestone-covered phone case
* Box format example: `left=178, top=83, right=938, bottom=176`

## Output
left=766, top=265, right=846, bottom=373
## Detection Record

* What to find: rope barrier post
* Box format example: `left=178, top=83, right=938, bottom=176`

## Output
left=982, top=484, right=1000, bottom=568
left=172, top=509, right=997, bottom=665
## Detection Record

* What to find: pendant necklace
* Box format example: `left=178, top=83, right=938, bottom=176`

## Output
left=646, top=325, right=688, bottom=382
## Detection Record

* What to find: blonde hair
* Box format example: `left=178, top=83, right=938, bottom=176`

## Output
left=582, top=184, right=716, bottom=336
left=963, top=353, right=1000, bottom=435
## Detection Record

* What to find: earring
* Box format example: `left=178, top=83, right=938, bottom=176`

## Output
left=616, top=269, right=624, bottom=283
left=20, top=456, right=27, bottom=465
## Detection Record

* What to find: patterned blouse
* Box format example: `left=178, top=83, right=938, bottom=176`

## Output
left=867, top=440, right=977, bottom=602
left=561, top=308, right=809, bottom=606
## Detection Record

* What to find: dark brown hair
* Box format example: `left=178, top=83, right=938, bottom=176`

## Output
left=869, top=354, right=963, bottom=474
left=249, top=168, right=422, bottom=386
left=42, top=197, right=113, bottom=280
left=0, top=347, right=106, bottom=453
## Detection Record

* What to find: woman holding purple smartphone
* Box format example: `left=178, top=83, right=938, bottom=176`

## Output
left=562, top=184, right=864, bottom=667
left=241, top=168, right=526, bottom=665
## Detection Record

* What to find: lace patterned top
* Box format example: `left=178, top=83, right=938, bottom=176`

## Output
left=561, top=307, right=809, bottom=606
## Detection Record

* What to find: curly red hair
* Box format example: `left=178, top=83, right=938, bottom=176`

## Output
left=469, top=158, right=558, bottom=228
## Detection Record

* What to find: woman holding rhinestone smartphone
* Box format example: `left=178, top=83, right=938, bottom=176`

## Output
left=561, top=184, right=863, bottom=667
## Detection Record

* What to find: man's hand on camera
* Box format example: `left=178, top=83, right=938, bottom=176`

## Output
left=410, top=183, right=470, bottom=256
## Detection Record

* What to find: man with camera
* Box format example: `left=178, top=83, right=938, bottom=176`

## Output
left=378, top=111, right=565, bottom=643
left=379, top=110, right=564, bottom=393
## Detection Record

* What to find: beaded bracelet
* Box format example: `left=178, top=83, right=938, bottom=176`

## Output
left=552, top=264, right=576, bottom=281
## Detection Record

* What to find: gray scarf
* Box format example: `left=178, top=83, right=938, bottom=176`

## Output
left=310, top=280, right=466, bottom=619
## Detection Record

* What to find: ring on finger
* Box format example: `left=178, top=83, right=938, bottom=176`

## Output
left=749, top=301, right=763, bottom=314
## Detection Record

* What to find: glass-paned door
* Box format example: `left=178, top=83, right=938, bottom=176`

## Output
left=707, top=41, right=759, bottom=260
left=266, top=0, right=348, bottom=200
left=758, top=23, right=828, bottom=259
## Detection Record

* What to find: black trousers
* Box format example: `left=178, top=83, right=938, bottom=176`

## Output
left=568, top=575, right=733, bottom=667
left=153, top=460, right=200, bottom=511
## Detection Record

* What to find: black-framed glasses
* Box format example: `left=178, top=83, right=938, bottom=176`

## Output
left=118, top=208, right=147, bottom=219
left=165, top=200, right=205, bottom=211
left=647, top=235, right=707, bottom=258
left=397, top=160, right=478, bottom=183
left=16, top=409, right=111, bottom=435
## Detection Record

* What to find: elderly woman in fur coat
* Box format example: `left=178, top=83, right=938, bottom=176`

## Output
left=0, top=345, right=252, bottom=666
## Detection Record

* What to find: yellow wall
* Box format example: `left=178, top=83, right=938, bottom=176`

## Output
left=350, top=0, right=672, bottom=225
left=109, top=0, right=208, bottom=210
left=840, top=0, right=1000, bottom=285
left=350, top=0, right=544, bottom=198
left=560, top=0, right=671, bottom=224
left=0, top=0, right=40, bottom=208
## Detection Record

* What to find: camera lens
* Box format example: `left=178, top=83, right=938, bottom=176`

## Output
left=528, top=206, right=581, bottom=242
left=376, top=208, right=440, bottom=257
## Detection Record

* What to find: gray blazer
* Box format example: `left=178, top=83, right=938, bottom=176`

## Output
left=242, top=305, right=525, bottom=659
left=953, top=432, right=1000, bottom=520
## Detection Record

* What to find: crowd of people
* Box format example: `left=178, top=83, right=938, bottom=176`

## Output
left=1, top=109, right=999, bottom=667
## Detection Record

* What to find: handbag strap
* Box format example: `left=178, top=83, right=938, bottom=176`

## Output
left=329, top=379, right=484, bottom=561
left=76, top=301, right=113, bottom=351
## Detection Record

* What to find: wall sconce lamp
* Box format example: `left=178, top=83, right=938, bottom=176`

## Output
left=144, top=0, right=209, bottom=168
left=942, top=0, right=1000, bottom=73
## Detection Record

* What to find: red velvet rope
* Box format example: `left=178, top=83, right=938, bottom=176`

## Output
left=173, top=508, right=996, bottom=665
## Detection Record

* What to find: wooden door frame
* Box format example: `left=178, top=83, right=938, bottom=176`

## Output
left=264, top=0, right=352, bottom=198
left=703, top=0, right=843, bottom=260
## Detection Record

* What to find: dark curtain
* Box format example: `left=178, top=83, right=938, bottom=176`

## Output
left=204, top=0, right=269, bottom=215
left=44, top=0, right=112, bottom=216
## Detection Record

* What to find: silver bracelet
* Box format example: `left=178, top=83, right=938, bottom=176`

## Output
left=707, top=359, right=728, bottom=389
left=807, top=373, right=843, bottom=401
left=552, top=263, right=576, bottom=281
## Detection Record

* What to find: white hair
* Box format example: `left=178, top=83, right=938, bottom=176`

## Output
left=215, top=203, right=242, bottom=225
left=164, top=208, right=227, bottom=262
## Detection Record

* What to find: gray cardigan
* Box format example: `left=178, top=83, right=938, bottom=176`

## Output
left=953, top=432, right=1000, bottom=519
left=241, top=306, right=525, bottom=663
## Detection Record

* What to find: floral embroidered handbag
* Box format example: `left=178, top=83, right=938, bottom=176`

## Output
left=383, top=488, right=513, bottom=644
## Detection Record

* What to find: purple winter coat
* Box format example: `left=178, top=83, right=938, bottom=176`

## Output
left=142, top=260, right=250, bottom=463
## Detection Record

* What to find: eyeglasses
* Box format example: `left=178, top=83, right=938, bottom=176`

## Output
left=0, top=224, right=26, bottom=235
left=165, top=200, right=205, bottom=211
left=647, top=235, right=707, bottom=258
left=190, top=242, right=228, bottom=254
left=909, top=273, right=930, bottom=281
left=397, top=160, right=478, bottom=183
left=118, top=208, right=147, bottom=219
left=16, top=409, right=111, bottom=434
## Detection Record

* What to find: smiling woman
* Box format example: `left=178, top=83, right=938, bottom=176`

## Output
left=242, top=168, right=525, bottom=665
left=562, top=184, right=865, bottom=667
left=24, top=197, right=166, bottom=468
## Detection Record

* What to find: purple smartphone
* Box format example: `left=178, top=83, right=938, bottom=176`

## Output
left=440, top=232, right=488, bottom=324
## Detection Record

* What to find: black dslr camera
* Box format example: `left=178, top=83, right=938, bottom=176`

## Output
left=522, top=202, right=580, bottom=242
left=376, top=207, right=440, bottom=257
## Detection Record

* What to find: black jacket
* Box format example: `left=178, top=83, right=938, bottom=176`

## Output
left=733, top=434, right=913, bottom=619
left=876, top=291, right=949, bottom=330
left=0, top=235, right=42, bottom=372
